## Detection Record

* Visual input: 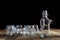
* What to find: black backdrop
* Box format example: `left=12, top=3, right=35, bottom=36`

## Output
left=0, top=2, right=60, bottom=29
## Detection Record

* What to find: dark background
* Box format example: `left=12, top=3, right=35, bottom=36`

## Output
left=0, top=2, right=60, bottom=29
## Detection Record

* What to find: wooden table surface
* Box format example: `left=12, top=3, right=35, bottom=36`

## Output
left=0, top=29, right=60, bottom=40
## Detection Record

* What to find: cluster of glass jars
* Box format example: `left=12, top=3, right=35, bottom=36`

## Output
left=6, top=25, right=38, bottom=36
